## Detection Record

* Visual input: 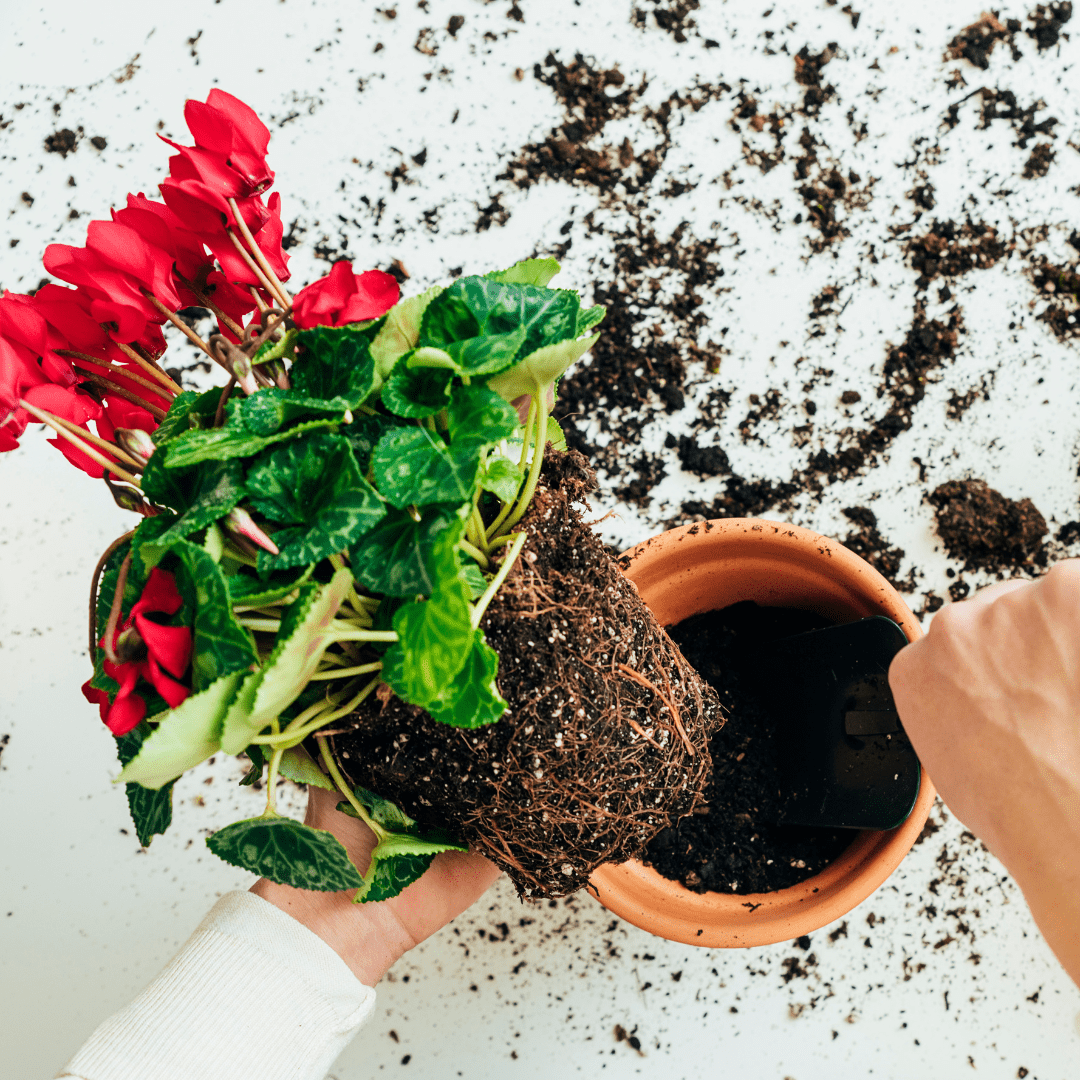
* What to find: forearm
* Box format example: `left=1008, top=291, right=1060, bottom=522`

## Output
left=57, top=891, right=376, bottom=1080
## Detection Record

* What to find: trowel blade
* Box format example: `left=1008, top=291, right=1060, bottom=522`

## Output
left=762, top=616, right=922, bottom=831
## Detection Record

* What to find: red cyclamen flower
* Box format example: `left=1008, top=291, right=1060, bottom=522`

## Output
left=162, top=89, right=275, bottom=200
left=83, top=567, right=193, bottom=736
left=292, top=261, right=400, bottom=330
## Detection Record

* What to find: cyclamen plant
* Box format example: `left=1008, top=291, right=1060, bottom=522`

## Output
left=1, top=91, right=603, bottom=901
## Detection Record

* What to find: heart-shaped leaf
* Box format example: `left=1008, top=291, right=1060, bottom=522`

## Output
left=207, top=815, right=364, bottom=891
left=371, top=428, right=481, bottom=510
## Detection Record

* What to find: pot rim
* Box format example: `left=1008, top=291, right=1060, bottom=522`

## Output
left=588, top=516, right=936, bottom=948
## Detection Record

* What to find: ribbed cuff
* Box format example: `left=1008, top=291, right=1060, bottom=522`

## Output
left=57, top=890, right=376, bottom=1080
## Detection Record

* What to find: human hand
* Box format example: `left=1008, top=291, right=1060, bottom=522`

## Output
left=889, top=562, right=1080, bottom=985
left=252, top=785, right=501, bottom=985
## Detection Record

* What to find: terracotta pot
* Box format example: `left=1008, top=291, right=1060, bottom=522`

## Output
left=589, top=518, right=935, bottom=948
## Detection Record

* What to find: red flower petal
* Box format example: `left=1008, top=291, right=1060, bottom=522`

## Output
left=134, top=616, right=192, bottom=681
left=146, top=656, right=192, bottom=710
left=292, top=261, right=358, bottom=330
left=105, top=691, right=146, bottom=736
left=339, top=270, right=400, bottom=324
left=81, top=680, right=110, bottom=723
left=131, top=566, right=185, bottom=620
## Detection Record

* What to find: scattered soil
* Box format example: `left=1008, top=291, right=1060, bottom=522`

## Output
left=840, top=506, right=916, bottom=592
left=944, top=4, right=1072, bottom=69
left=643, top=602, right=852, bottom=895
left=928, top=478, right=1048, bottom=573
left=1030, top=257, right=1080, bottom=341
left=903, top=220, right=1008, bottom=290
left=44, top=128, right=78, bottom=157
left=334, top=449, right=720, bottom=897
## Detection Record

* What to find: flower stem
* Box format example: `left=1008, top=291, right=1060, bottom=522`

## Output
left=471, top=531, right=526, bottom=629
left=485, top=395, right=536, bottom=541
left=263, top=745, right=284, bottom=817
left=70, top=372, right=168, bottom=421
left=142, top=291, right=218, bottom=362
left=227, top=198, right=293, bottom=308
left=498, top=391, right=548, bottom=535
left=308, top=661, right=383, bottom=681
left=101, top=552, right=133, bottom=663
left=89, top=530, right=134, bottom=657
left=460, top=539, right=490, bottom=569
left=113, top=340, right=184, bottom=396
left=317, top=735, right=386, bottom=840
left=331, top=629, right=399, bottom=643
left=226, top=230, right=285, bottom=312
left=43, top=411, right=144, bottom=470
left=18, top=400, right=143, bottom=485
left=58, top=352, right=175, bottom=401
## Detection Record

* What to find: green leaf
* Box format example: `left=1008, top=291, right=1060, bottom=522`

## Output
left=382, top=354, right=453, bottom=418
left=277, top=745, right=336, bottom=791
left=436, top=326, right=527, bottom=377
left=419, top=277, right=580, bottom=366
left=126, top=515, right=175, bottom=583
left=153, top=388, right=224, bottom=445
left=116, top=724, right=174, bottom=846
left=239, top=743, right=265, bottom=786
left=447, top=384, right=520, bottom=448
left=140, top=454, right=246, bottom=556
left=219, top=569, right=352, bottom=754
left=546, top=416, right=568, bottom=452
left=462, top=560, right=487, bottom=600
left=292, top=325, right=380, bottom=407
left=225, top=564, right=315, bottom=607
left=350, top=506, right=465, bottom=598
left=369, top=285, right=444, bottom=381
left=382, top=548, right=475, bottom=706
left=238, top=388, right=351, bottom=436
left=117, top=671, right=245, bottom=789
left=425, top=634, right=507, bottom=728
left=342, top=412, right=399, bottom=472
left=334, top=786, right=466, bottom=903
left=206, top=815, right=364, bottom=891
left=485, top=332, right=601, bottom=401
left=252, top=327, right=298, bottom=365
left=164, top=413, right=340, bottom=469
left=485, top=257, right=561, bottom=288
left=371, top=428, right=481, bottom=510
left=480, top=455, right=523, bottom=502
left=246, top=434, right=386, bottom=572
left=204, top=521, right=226, bottom=563
left=352, top=847, right=432, bottom=903
left=575, top=304, right=606, bottom=336
left=170, top=541, right=258, bottom=691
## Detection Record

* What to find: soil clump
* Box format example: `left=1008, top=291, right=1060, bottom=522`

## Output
left=928, top=478, right=1048, bottom=573
left=334, top=449, right=720, bottom=897
left=644, top=602, right=853, bottom=895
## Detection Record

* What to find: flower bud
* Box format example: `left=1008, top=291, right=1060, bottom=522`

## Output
left=115, top=625, right=147, bottom=664
left=108, top=484, right=150, bottom=515
left=115, top=427, right=156, bottom=466
left=224, top=506, right=280, bottom=555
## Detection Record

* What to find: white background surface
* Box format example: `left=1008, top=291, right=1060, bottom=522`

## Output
left=2, top=0, right=1080, bottom=1077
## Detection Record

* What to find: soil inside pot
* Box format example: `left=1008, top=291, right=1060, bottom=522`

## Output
left=643, top=601, right=854, bottom=895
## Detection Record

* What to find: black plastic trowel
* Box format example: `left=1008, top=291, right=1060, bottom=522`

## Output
left=763, top=617, right=921, bottom=831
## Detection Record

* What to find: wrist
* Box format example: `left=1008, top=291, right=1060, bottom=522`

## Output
left=251, top=877, right=414, bottom=986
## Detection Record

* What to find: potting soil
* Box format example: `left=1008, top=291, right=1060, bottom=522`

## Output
left=334, top=449, right=721, bottom=898
left=644, top=601, right=854, bottom=895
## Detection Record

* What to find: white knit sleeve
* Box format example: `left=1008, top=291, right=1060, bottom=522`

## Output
left=56, top=890, right=377, bottom=1080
